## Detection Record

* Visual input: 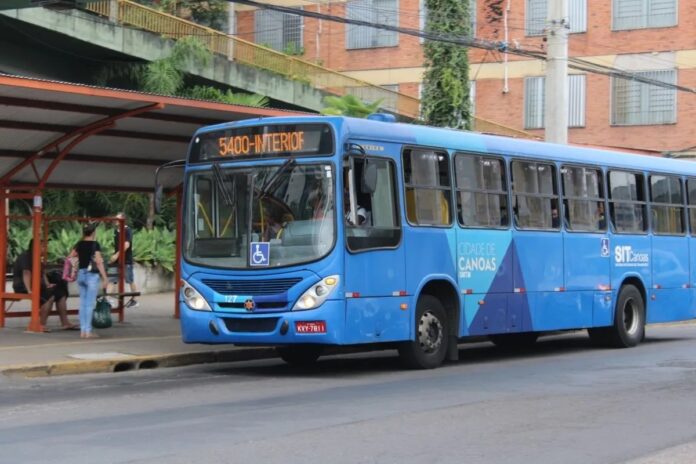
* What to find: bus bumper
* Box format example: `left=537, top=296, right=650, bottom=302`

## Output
left=180, top=299, right=345, bottom=345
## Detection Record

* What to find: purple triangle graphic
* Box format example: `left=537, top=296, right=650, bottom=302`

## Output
left=468, top=240, right=532, bottom=335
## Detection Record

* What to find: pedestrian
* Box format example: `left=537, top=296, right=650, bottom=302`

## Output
left=12, top=239, right=78, bottom=332
left=68, top=222, right=108, bottom=339
left=108, top=212, right=139, bottom=308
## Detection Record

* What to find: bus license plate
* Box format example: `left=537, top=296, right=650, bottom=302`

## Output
left=295, top=321, right=326, bottom=334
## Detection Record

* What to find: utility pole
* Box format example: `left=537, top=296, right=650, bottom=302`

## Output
left=545, top=0, right=569, bottom=144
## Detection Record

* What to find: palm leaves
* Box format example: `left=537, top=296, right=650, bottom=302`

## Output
left=320, top=94, right=383, bottom=118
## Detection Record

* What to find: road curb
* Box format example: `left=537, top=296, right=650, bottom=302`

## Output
left=0, top=347, right=278, bottom=378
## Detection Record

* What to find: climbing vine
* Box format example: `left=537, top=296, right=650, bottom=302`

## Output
left=420, top=0, right=472, bottom=129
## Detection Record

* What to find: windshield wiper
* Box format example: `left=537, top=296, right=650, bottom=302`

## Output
left=257, top=158, right=295, bottom=199
left=212, top=161, right=236, bottom=207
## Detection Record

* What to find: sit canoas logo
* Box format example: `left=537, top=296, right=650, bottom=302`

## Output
left=614, top=246, right=649, bottom=267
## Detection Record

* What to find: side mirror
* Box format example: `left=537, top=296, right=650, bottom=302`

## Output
left=153, top=159, right=186, bottom=213
left=154, top=183, right=164, bottom=214
left=362, top=160, right=378, bottom=194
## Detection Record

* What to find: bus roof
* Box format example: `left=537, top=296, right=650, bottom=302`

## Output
left=203, top=115, right=696, bottom=176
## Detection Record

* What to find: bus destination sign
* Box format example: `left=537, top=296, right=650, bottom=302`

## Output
left=218, top=130, right=305, bottom=157
left=190, top=123, right=333, bottom=162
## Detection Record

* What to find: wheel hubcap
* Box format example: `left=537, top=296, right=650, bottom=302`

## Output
left=418, top=310, right=443, bottom=354
left=623, top=297, right=639, bottom=335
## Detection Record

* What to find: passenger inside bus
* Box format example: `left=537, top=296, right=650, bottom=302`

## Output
left=344, top=185, right=370, bottom=226
left=343, top=162, right=372, bottom=227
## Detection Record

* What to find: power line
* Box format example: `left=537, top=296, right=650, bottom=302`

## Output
left=227, top=0, right=696, bottom=95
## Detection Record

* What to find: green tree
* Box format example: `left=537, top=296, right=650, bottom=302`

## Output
left=421, top=0, right=472, bottom=129
left=320, top=94, right=383, bottom=118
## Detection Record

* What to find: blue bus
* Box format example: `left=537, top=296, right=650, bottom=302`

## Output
left=176, top=114, right=696, bottom=368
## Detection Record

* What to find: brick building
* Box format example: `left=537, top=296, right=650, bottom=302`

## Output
left=235, top=0, right=696, bottom=154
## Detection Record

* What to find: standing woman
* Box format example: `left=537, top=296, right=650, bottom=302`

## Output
left=70, top=222, right=108, bottom=339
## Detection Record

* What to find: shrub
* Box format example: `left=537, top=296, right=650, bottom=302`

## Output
left=7, top=222, right=175, bottom=272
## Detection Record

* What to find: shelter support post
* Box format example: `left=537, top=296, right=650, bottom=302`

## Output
left=27, top=194, right=43, bottom=332
left=174, top=189, right=182, bottom=319
left=117, top=217, right=125, bottom=323
left=0, top=190, right=6, bottom=327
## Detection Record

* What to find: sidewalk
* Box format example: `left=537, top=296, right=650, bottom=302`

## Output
left=0, top=292, right=275, bottom=377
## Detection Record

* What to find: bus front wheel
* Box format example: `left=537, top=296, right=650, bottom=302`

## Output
left=398, top=295, right=449, bottom=369
left=277, top=345, right=323, bottom=366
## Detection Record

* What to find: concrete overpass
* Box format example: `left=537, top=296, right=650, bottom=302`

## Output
left=0, top=5, right=328, bottom=113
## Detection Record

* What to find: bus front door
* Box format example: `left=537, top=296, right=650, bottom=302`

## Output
left=343, top=156, right=408, bottom=344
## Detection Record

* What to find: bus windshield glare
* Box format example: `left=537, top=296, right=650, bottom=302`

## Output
left=185, top=163, right=335, bottom=269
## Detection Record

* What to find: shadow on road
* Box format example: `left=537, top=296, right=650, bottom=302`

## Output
left=209, top=330, right=688, bottom=378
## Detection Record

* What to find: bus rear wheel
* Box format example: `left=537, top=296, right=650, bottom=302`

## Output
left=276, top=345, right=323, bottom=366
left=590, top=284, right=645, bottom=348
left=398, top=295, right=449, bottom=369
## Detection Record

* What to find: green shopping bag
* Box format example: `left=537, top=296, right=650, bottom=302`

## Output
left=92, top=296, right=113, bottom=329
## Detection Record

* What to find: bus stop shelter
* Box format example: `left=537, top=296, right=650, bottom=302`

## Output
left=0, top=73, right=301, bottom=332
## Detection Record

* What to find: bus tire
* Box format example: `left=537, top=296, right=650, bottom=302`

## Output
left=276, top=345, right=322, bottom=366
left=607, top=284, right=645, bottom=348
left=398, top=295, right=448, bottom=369
left=489, top=332, right=539, bottom=349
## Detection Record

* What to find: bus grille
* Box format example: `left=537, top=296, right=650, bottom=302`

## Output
left=201, top=278, right=302, bottom=295
left=223, top=317, right=279, bottom=333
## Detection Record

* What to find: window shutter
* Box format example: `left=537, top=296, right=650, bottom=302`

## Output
left=526, top=0, right=546, bottom=36
left=524, top=77, right=545, bottom=129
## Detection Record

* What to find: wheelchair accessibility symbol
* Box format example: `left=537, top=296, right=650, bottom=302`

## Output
left=601, top=238, right=610, bottom=257
left=250, top=242, right=270, bottom=266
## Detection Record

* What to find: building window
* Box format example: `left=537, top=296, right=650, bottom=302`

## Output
left=611, top=70, right=676, bottom=125
left=254, top=9, right=303, bottom=53
left=613, top=0, right=677, bottom=30
left=346, top=0, right=399, bottom=49
left=403, top=148, right=452, bottom=226
left=608, top=170, right=647, bottom=233
left=561, top=165, right=606, bottom=232
left=455, top=154, right=508, bottom=228
left=524, top=75, right=586, bottom=129
left=526, top=0, right=587, bottom=36
left=512, top=160, right=560, bottom=230
left=650, top=174, right=684, bottom=235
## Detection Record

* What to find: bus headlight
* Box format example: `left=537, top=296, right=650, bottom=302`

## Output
left=293, top=275, right=339, bottom=311
left=181, top=280, right=212, bottom=311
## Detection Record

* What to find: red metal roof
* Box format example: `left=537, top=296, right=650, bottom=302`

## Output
left=0, top=74, right=305, bottom=192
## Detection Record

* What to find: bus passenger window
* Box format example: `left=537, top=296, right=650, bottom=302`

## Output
left=687, top=179, right=696, bottom=233
left=454, top=154, right=508, bottom=228
left=650, top=174, right=684, bottom=235
left=403, top=148, right=451, bottom=226
left=608, top=170, right=647, bottom=233
left=511, top=160, right=559, bottom=230
left=561, top=165, right=606, bottom=232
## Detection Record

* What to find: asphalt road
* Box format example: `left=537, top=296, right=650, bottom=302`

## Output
left=1, top=325, right=696, bottom=464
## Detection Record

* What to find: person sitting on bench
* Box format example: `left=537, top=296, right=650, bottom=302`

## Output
left=13, top=239, right=77, bottom=332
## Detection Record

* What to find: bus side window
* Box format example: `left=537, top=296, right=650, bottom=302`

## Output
left=403, top=147, right=452, bottom=226
left=608, top=170, right=647, bottom=233
left=345, top=157, right=401, bottom=251
left=561, top=165, right=605, bottom=232
left=454, top=153, right=508, bottom=228
left=649, top=174, right=685, bottom=235
left=511, top=160, right=559, bottom=230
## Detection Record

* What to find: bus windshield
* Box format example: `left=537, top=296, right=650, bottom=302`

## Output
left=185, top=162, right=335, bottom=269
